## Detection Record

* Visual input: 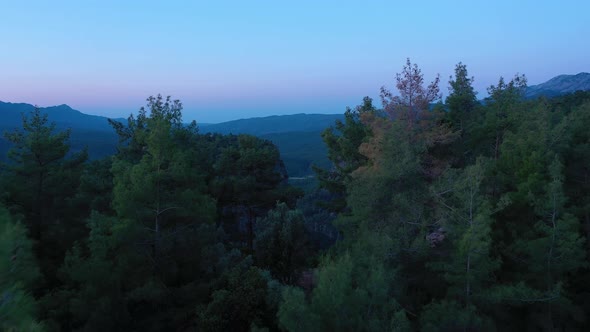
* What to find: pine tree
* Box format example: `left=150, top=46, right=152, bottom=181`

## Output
left=111, top=95, right=216, bottom=274
left=470, top=74, right=527, bottom=161
left=211, top=134, right=302, bottom=250
left=3, top=107, right=87, bottom=242
left=254, top=203, right=311, bottom=284
left=2, top=107, right=87, bottom=293
left=314, top=96, right=375, bottom=212
left=0, top=206, right=43, bottom=331
left=380, top=58, right=441, bottom=129
left=438, top=159, right=498, bottom=303
left=446, top=62, right=478, bottom=134
left=278, top=231, right=407, bottom=332
left=427, top=159, right=499, bottom=330
left=517, top=158, right=586, bottom=329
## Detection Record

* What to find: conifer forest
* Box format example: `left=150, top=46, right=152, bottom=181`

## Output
left=3, top=60, right=590, bottom=331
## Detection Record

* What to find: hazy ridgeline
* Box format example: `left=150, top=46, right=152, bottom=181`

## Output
left=2, top=61, right=590, bottom=331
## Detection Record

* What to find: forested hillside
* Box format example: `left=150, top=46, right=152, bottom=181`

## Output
left=2, top=60, right=590, bottom=331
left=0, top=104, right=333, bottom=178
left=525, top=72, right=590, bottom=98
left=0, top=102, right=120, bottom=161
left=201, top=113, right=344, bottom=136
left=201, top=114, right=343, bottom=177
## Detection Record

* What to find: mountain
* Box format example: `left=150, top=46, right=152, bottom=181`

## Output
left=260, top=130, right=331, bottom=177
left=0, top=102, right=337, bottom=177
left=0, top=101, right=125, bottom=131
left=0, top=102, right=341, bottom=137
left=201, top=113, right=344, bottom=136
left=526, top=72, right=590, bottom=99
left=0, top=101, right=121, bottom=160
left=199, top=114, right=342, bottom=177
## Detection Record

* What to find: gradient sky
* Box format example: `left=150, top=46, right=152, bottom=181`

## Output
left=1, top=0, right=588, bottom=123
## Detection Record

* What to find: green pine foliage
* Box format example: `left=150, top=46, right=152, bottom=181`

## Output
left=1, top=61, right=589, bottom=331
left=254, top=203, right=312, bottom=284
left=279, top=61, right=589, bottom=331
left=0, top=206, right=43, bottom=331
left=313, top=96, right=375, bottom=212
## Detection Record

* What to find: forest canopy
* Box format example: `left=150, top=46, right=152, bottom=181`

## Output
left=2, top=60, right=590, bottom=331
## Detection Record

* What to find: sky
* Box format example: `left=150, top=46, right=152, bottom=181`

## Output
left=1, top=0, right=588, bottom=123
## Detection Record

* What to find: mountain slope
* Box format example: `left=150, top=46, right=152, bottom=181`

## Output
left=526, top=72, right=590, bottom=98
left=0, top=102, right=336, bottom=176
left=201, top=113, right=344, bottom=135
left=200, top=114, right=339, bottom=176
left=260, top=130, right=330, bottom=177
left=0, top=101, right=120, bottom=160
left=0, top=101, right=124, bottom=131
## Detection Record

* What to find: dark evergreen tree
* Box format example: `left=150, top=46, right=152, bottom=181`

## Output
left=314, top=96, right=375, bottom=212
left=0, top=205, right=43, bottom=331
left=2, top=107, right=87, bottom=290
left=254, top=203, right=311, bottom=284
left=445, top=62, right=478, bottom=133
left=3, top=108, right=87, bottom=241
left=211, top=134, right=302, bottom=250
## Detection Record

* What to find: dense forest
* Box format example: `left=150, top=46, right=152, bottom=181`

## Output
left=2, top=59, right=590, bottom=331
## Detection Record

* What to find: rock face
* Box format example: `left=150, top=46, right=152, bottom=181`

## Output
left=526, top=72, right=590, bottom=99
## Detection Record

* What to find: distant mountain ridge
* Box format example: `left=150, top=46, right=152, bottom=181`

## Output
left=1, top=71, right=588, bottom=131
left=201, top=113, right=344, bottom=136
left=0, top=101, right=125, bottom=131
left=0, top=101, right=336, bottom=176
left=3, top=71, right=587, bottom=175
left=525, top=72, right=590, bottom=98
left=0, top=101, right=342, bottom=134
left=0, top=101, right=122, bottom=160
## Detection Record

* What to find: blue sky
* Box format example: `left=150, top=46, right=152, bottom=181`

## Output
left=1, top=0, right=588, bottom=123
